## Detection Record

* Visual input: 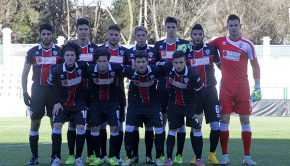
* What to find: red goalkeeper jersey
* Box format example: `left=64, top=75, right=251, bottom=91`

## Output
left=209, top=36, right=260, bottom=84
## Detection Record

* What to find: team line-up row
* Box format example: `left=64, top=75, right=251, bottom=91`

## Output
left=22, top=14, right=261, bottom=166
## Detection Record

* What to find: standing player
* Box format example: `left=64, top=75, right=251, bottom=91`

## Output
left=154, top=16, right=189, bottom=163
left=209, top=14, right=261, bottom=165
left=48, top=41, right=88, bottom=166
left=121, top=51, right=164, bottom=166
left=156, top=51, right=205, bottom=166
left=99, top=24, right=128, bottom=163
left=65, top=18, right=99, bottom=165
left=178, top=24, right=221, bottom=165
left=21, top=23, right=61, bottom=165
left=86, top=48, right=123, bottom=166
left=126, top=26, right=159, bottom=163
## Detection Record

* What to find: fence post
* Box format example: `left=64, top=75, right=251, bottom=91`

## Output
left=2, top=28, right=12, bottom=66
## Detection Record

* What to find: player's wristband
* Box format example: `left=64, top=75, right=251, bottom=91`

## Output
left=254, top=84, right=260, bottom=90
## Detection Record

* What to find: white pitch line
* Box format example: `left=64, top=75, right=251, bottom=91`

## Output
left=0, top=142, right=67, bottom=148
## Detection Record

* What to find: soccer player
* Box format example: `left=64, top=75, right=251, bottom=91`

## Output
left=86, top=48, right=123, bottom=166
left=21, top=23, right=61, bottom=165
left=209, top=14, right=261, bottom=165
left=154, top=16, right=189, bottom=163
left=126, top=26, right=159, bottom=163
left=65, top=18, right=99, bottom=165
left=98, top=24, right=128, bottom=163
left=48, top=41, right=88, bottom=166
left=178, top=24, right=221, bottom=165
left=121, top=50, right=164, bottom=166
left=156, top=51, right=205, bottom=166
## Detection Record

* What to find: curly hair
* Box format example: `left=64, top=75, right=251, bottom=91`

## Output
left=60, top=41, right=82, bottom=61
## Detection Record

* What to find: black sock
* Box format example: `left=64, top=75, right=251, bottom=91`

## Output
left=86, top=129, right=94, bottom=156
left=91, top=135, right=100, bottom=158
left=210, top=130, right=220, bottom=153
left=161, top=130, right=166, bottom=156
left=176, top=132, right=186, bottom=156
left=166, top=135, right=175, bottom=159
left=67, top=130, right=76, bottom=155
left=190, top=132, right=203, bottom=159
left=29, top=135, right=39, bottom=157
left=145, top=130, right=154, bottom=157
left=100, top=129, right=107, bottom=157
left=133, top=130, right=139, bottom=157
left=155, top=132, right=164, bottom=159
left=75, top=134, right=86, bottom=158
left=124, top=131, right=133, bottom=158
left=116, top=131, right=124, bottom=158
left=109, top=134, right=119, bottom=157
left=52, top=133, right=62, bottom=159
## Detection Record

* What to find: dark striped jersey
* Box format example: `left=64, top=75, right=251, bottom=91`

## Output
left=154, top=38, right=189, bottom=89
left=86, top=63, right=124, bottom=102
left=25, top=44, right=61, bottom=86
left=47, top=61, right=88, bottom=111
left=76, top=39, right=98, bottom=64
left=123, top=64, right=163, bottom=107
left=185, top=43, right=221, bottom=87
left=126, top=45, right=158, bottom=64
left=156, top=62, right=203, bottom=105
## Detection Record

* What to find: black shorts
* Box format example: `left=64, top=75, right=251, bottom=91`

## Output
left=202, top=87, right=220, bottom=124
left=30, top=83, right=53, bottom=120
left=157, top=84, right=170, bottom=114
left=53, top=110, right=86, bottom=125
left=167, top=102, right=201, bottom=130
left=126, top=102, right=163, bottom=128
left=90, top=101, right=120, bottom=127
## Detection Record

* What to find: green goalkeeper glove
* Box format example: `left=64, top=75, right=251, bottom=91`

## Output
left=177, top=44, right=191, bottom=53
left=250, top=84, right=262, bottom=102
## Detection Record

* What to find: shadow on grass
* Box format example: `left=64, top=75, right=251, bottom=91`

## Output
left=0, top=138, right=289, bottom=166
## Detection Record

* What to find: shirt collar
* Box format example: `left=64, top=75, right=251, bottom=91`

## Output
left=105, top=43, right=120, bottom=49
left=172, top=65, right=188, bottom=76
left=190, top=42, right=207, bottom=52
left=133, top=45, right=150, bottom=51
left=63, top=62, right=78, bottom=72
left=38, top=43, right=55, bottom=50
left=163, top=37, right=180, bottom=43
left=94, top=63, right=112, bottom=73
left=134, top=65, right=152, bottom=75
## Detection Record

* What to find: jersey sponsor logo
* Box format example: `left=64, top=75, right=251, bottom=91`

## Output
left=60, top=74, right=64, bottom=78
left=130, top=54, right=134, bottom=57
left=109, top=56, right=124, bottom=64
left=35, top=57, right=58, bottom=64
left=222, top=41, right=226, bottom=45
left=133, top=80, right=154, bottom=87
left=61, top=77, right=82, bottom=86
left=222, top=50, right=241, bottom=61
left=187, top=54, right=192, bottom=58
left=188, top=57, right=210, bottom=67
left=160, top=51, right=174, bottom=59
left=35, top=51, right=39, bottom=55
left=79, top=54, right=93, bottom=62
left=93, top=78, right=114, bottom=85
left=239, top=42, right=243, bottom=48
left=159, top=45, right=163, bottom=49
left=168, top=77, right=190, bottom=89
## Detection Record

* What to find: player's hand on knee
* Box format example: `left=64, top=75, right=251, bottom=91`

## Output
left=193, top=114, right=203, bottom=124
left=250, top=84, right=262, bottom=102
left=53, top=103, right=63, bottom=116
left=23, top=92, right=32, bottom=106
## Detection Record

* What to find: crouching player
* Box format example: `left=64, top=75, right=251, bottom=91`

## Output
left=121, top=50, right=164, bottom=166
left=157, top=51, right=205, bottom=166
left=48, top=41, right=88, bottom=166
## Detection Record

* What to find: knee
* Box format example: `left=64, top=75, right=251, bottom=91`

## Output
left=53, top=123, right=63, bottom=130
left=77, top=125, right=85, bottom=131
left=31, top=120, right=41, bottom=131
left=110, top=126, right=118, bottom=133
left=210, top=122, right=220, bottom=130
left=92, top=126, right=100, bottom=132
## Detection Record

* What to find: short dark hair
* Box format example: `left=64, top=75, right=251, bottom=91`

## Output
left=107, top=24, right=121, bottom=32
left=39, top=23, right=53, bottom=34
left=165, top=16, right=178, bottom=26
left=134, top=50, right=149, bottom=61
left=77, top=18, right=90, bottom=28
left=227, top=14, right=240, bottom=24
left=173, top=51, right=186, bottom=60
left=94, top=48, right=111, bottom=61
left=191, top=24, right=204, bottom=34
left=134, top=26, right=148, bottom=36
left=61, top=41, right=82, bottom=60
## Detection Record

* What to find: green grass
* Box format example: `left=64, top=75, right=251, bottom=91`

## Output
left=0, top=116, right=289, bottom=166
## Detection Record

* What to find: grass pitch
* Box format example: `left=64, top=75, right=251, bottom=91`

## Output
left=0, top=116, right=289, bottom=166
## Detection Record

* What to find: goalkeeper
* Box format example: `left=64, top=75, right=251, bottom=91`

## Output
left=209, top=14, right=261, bottom=165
